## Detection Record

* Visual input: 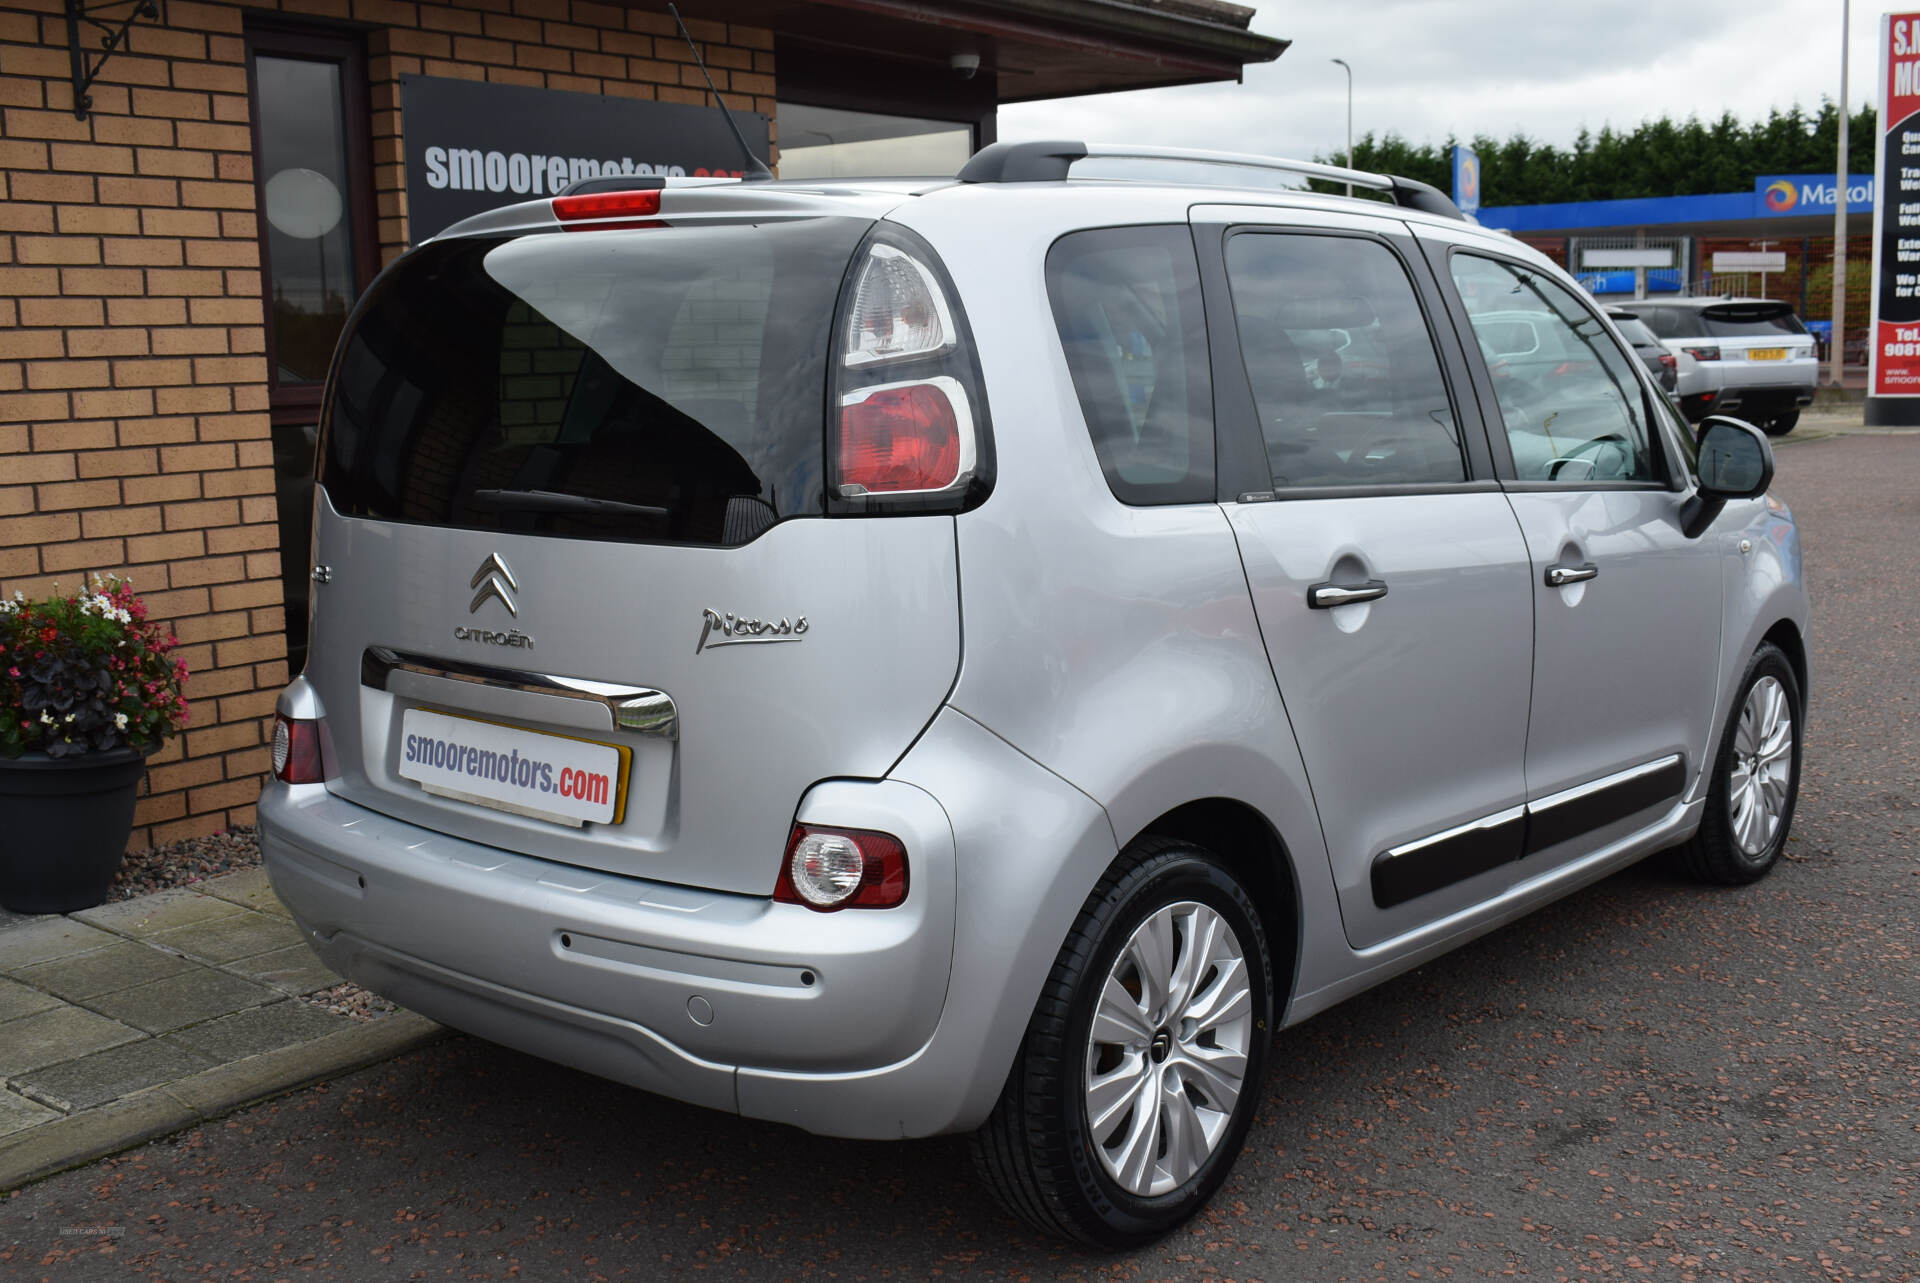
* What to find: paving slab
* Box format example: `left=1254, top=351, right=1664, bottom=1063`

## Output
left=71, top=889, right=245, bottom=939
left=0, top=976, right=62, bottom=1023
left=196, top=869, right=290, bottom=918
left=226, top=942, right=337, bottom=995
left=86, top=968, right=283, bottom=1035
left=147, top=911, right=305, bottom=965
left=13, top=1038, right=214, bottom=1114
left=0, top=1006, right=143, bottom=1079
left=165, top=1001, right=354, bottom=1062
left=10, top=940, right=194, bottom=1001
left=0, top=1090, right=59, bottom=1140
left=0, top=919, right=121, bottom=973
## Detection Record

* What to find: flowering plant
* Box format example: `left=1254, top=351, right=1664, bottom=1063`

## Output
left=0, top=578, right=190, bottom=760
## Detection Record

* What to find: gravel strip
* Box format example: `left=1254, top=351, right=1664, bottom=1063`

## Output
left=297, top=981, right=399, bottom=1023
left=110, top=826, right=264, bottom=902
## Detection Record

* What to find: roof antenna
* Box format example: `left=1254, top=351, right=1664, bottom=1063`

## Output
left=668, top=4, right=774, bottom=182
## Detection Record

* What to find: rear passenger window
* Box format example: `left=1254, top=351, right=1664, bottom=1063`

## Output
left=1047, top=226, right=1214, bottom=505
left=1224, top=233, right=1465, bottom=488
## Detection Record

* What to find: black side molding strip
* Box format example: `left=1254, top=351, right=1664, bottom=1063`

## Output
left=1370, top=755, right=1687, bottom=909
left=1372, top=808, right=1526, bottom=910
left=1522, top=755, right=1687, bottom=857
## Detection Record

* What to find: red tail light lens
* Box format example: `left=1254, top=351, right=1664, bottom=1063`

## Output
left=837, top=377, right=970, bottom=495
left=775, top=824, right=909, bottom=911
left=552, top=189, right=663, bottom=226
left=1658, top=353, right=1677, bottom=371
left=1682, top=345, right=1720, bottom=362
left=271, top=713, right=325, bottom=784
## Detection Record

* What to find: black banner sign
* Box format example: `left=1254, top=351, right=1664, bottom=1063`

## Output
left=400, top=75, right=769, bottom=242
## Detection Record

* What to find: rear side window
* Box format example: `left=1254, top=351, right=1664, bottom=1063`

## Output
left=1611, top=316, right=1659, bottom=346
left=1225, top=232, right=1465, bottom=488
left=1636, top=307, right=1690, bottom=340
left=319, top=217, right=872, bottom=546
left=1047, top=226, right=1213, bottom=505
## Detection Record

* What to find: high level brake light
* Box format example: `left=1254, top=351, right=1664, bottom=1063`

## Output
left=552, top=189, right=663, bottom=228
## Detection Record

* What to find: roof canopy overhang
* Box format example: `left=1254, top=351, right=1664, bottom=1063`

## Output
left=674, top=0, right=1286, bottom=105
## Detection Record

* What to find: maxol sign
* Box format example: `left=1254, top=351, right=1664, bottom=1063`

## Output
left=1753, top=173, right=1875, bottom=217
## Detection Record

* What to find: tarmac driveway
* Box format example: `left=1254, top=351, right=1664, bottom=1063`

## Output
left=3, top=431, right=1917, bottom=1281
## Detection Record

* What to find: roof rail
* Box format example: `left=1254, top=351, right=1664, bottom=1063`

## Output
left=955, top=140, right=1465, bottom=221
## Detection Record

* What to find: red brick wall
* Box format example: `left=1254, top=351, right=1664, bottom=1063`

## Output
left=0, top=0, right=773, bottom=848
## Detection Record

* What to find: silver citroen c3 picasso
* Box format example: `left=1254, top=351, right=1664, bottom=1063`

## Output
left=259, top=141, right=1810, bottom=1247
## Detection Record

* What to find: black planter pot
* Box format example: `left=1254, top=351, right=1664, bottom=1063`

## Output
left=0, top=746, right=148, bottom=915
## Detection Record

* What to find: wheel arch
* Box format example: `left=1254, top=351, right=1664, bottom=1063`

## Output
left=1760, top=617, right=1809, bottom=714
left=1129, top=797, right=1303, bottom=1011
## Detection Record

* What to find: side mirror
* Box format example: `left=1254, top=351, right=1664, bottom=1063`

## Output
left=1680, top=415, right=1775, bottom=538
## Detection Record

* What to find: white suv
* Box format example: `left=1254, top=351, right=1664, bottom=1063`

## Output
left=1632, top=297, right=1818, bottom=434
left=260, top=142, right=1809, bottom=1246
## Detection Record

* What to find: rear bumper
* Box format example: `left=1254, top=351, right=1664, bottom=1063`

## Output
left=258, top=774, right=966, bottom=1137
left=1680, top=383, right=1814, bottom=422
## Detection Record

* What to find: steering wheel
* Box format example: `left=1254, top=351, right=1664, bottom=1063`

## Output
left=1547, top=432, right=1631, bottom=481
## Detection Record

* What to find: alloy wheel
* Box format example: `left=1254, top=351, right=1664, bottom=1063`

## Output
left=1729, top=674, right=1794, bottom=856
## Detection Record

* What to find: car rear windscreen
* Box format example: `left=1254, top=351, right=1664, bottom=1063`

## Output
left=1700, top=304, right=1807, bottom=339
left=317, top=217, right=873, bottom=546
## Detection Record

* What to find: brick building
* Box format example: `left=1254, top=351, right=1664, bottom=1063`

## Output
left=0, top=0, right=1280, bottom=848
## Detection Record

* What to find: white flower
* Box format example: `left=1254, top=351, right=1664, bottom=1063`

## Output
left=114, top=712, right=128, bottom=730
left=39, top=711, right=54, bottom=725
left=63, top=712, right=75, bottom=723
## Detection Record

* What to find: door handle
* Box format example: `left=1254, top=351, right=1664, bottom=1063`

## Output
left=1307, top=579, right=1388, bottom=609
left=1544, top=562, right=1599, bottom=587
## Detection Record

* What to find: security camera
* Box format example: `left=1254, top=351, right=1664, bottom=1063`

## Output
left=949, top=51, right=980, bottom=80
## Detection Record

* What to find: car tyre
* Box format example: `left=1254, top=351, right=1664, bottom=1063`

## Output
left=1676, top=643, right=1802, bottom=884
left=970, top=838, right=1273, bottom=1248
left=1763, top=410, right=1799, bottom=437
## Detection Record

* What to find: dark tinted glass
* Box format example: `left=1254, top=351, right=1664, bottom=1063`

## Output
left=1226, top=233, right=1464, bottom=487
left=1046, top=225, right=1214, bottom=505
left=1636, top=307, right=1688, bottom=339
left=318, top=218, right=872, bottom=546
left=1610, top=315, right=1659, bottom=347
left=256, top=55, right=358, bottom=386
left=1703, top=307, right=1807, bottom=338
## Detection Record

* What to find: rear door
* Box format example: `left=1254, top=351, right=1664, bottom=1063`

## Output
left=1420, top=233, right=1723, bottom=869
left=1193, top=206, right=1536, bottom=950
left=305, top=214, right=966, bottom=896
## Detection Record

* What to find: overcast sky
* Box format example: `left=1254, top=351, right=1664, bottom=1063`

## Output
left=1001, top=1, right=1878, bottom=168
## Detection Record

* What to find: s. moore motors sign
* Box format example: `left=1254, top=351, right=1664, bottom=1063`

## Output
left=401, top=75, right=770, bottom=241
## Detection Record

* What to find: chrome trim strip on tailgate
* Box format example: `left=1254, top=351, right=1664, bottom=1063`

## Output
left=361, top=647, right=678, bottom=740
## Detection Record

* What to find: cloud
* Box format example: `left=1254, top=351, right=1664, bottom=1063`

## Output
left=1002, top=1, right=1875, bottom=165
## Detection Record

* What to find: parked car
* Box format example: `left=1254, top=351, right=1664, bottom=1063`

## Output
left=1606, top=307, right=1678, bottom=393
left=259, top=142, right=1810, bottom=1248
left=1631, top=297, right=1817, bottom=434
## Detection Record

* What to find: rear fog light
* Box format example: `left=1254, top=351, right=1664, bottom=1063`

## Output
left=775, top=824, right=909, bottom=910
left=271, top=713, right=326, bottom=784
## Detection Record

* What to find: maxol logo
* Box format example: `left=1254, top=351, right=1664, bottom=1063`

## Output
left=1755, top=174, right=1874, bottom=215
left=1764, top=180, right=1798, bottom=212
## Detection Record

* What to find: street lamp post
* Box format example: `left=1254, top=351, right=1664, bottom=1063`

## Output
left=1830, top=0, right=1850, bottom=389
left=1331, top=58, right=1352, bottom=197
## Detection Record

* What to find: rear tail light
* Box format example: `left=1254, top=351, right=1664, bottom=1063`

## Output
left=844, top=243, right=956, bottom=367
left=1658, top=353, right=1677, bottom=371
left=1683, top=345, right=1720, bottom=361
left=775, top=824, right=909, bottom=911
left=271, top=713, right=325, bottom=784
left=837, top=377, right=972, bottom=495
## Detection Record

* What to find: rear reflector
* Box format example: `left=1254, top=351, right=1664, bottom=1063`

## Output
left=552, top=189, right=663, bottom=223
left=272, top=713, right=325, bottom=785
left=775, top=824, right=910, bottom=910
left=837, top=376, right=970, bottom=495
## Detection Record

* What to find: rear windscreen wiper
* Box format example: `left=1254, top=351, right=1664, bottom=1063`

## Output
left=470, top=489, right=669, bottom=520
